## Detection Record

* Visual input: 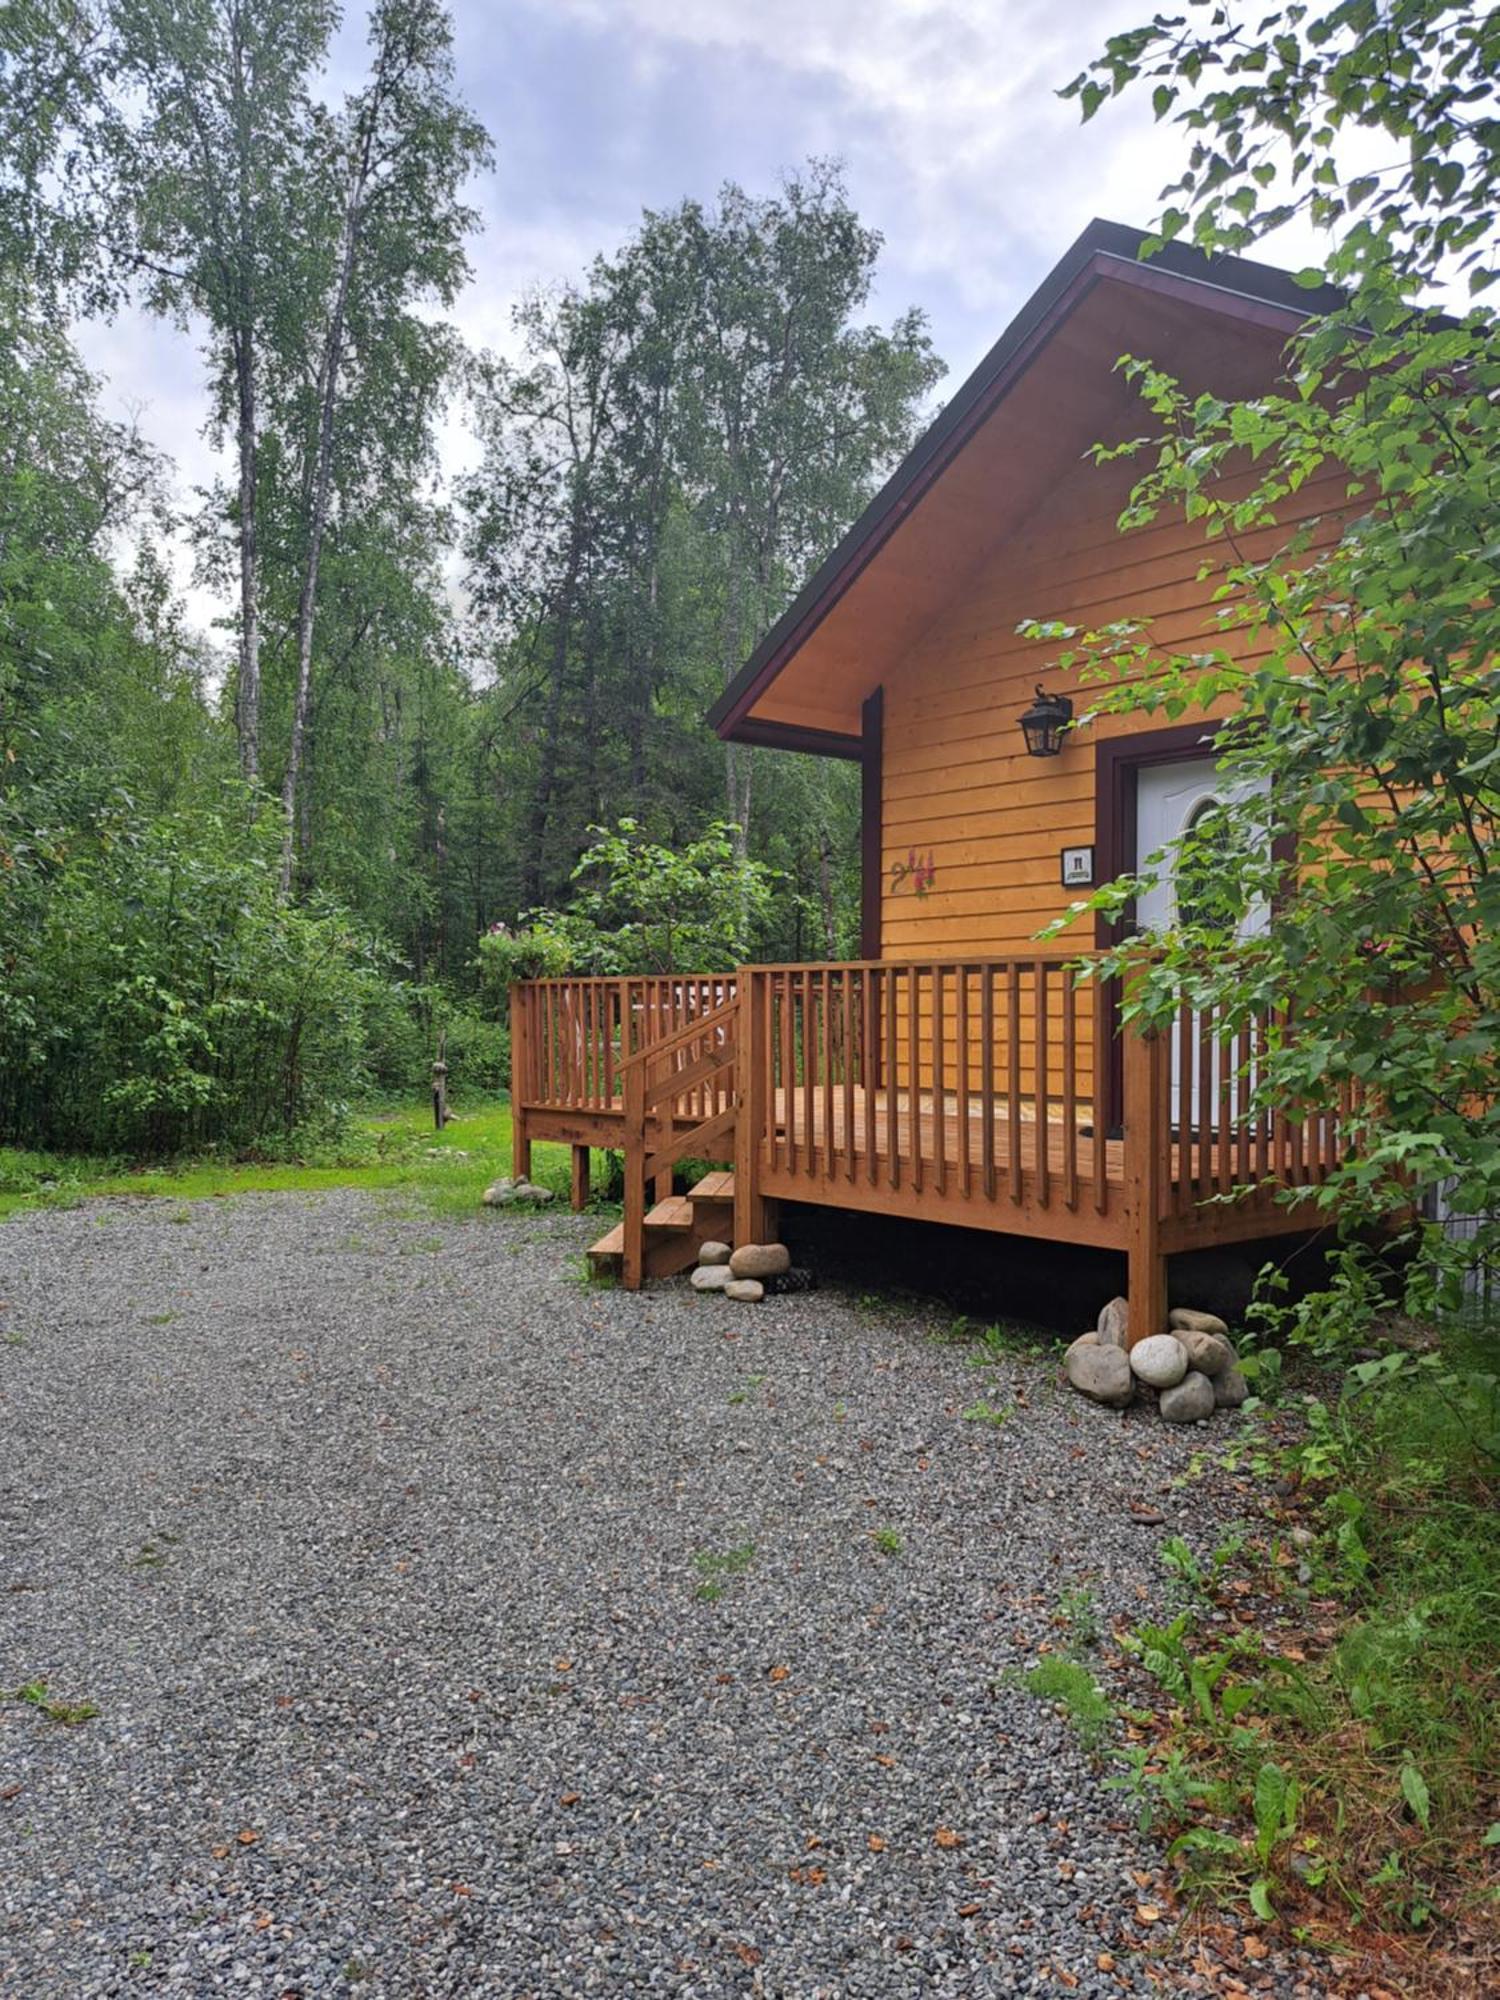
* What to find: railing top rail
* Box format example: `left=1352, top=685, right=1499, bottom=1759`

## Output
left=616, top=990, right=741, bottom=1074
left=738, top=951, right=1101, bottom=974
left=513, top=972, right=737, bottom=990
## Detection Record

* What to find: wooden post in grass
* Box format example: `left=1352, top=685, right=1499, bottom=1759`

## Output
left=571, top=1145, right=590, bottom=1211
left=431, top=1034, right=448, bottom=1131
left=509, top=986, right=532, bottom=1182
left=1122, top=1006, right=1167, bottom=1347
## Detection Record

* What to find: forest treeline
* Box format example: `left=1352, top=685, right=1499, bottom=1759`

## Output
left=0, top=0, right=943, bottom=1153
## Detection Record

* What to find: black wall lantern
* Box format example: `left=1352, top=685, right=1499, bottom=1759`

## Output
left=1019, top=684, right=1073, bottom=758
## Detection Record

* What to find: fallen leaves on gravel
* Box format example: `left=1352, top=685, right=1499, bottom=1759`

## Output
left=767, top=1664, right=790, bottom=1682
left=933, top=1826, right=964, bottom=1850
left=1135, top=1903, right=1163, bottom=1924
left=867, top=1834, right=886, bottom=1852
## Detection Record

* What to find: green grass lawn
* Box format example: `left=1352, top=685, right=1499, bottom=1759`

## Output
left=0, top=1098, right=618, bottom=1222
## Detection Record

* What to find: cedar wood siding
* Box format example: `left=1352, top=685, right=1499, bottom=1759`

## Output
left=877, top=447, right=1350, bottom=1096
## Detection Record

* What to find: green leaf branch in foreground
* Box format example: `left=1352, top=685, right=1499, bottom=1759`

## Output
left=1043, top=0, right=1500, bottom=1320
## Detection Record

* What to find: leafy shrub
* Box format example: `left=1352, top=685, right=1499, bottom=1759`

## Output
left=0, top=797, right=393, bottom=1155
left=476, top=818, right=782, bottom=984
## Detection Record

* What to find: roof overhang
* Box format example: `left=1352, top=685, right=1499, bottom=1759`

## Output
left=709, top=219, right=1340, bottom=750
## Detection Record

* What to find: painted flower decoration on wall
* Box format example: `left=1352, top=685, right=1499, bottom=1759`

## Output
left=889, top=848, right=937, bottom=898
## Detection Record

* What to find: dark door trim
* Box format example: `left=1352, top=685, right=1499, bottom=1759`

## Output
left=860, top=688, right=884, bottom=959
left=1093, top=722, right=1223, bottom=1132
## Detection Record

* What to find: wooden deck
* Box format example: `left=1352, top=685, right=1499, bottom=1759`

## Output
left=510, top=959, right=1351, bottom=1330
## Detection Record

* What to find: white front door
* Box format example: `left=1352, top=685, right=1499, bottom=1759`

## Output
left=1135, top=756, right=1270, bottom=939
left=1135, top=755, right=1270, bottom=1126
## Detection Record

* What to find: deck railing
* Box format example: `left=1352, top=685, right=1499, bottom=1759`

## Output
left=1146, top=988, right=1352, bottom=1222
left=739, top=957, right=1112, bottom=1217
left=509, top=955, right=1351, bottom=1313
left=511, top=975, right=737, bottom=1116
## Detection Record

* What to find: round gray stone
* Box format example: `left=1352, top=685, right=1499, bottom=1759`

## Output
left=1169, top=1307, right=1230, bottom=1337
left=1213, top=1365, right=1250, bottom=1409
left=1159, top=1370, right=1217, bottom=1423
left=729, top=1242, right=790, bottom=1280
left=1095, top=1296, right=1129, bottom=1350
left=690, top=1264, right=732, bottom=1292
left=724, top=1277, right=764, bottom=1303
left=1129, top=1333, right=1189, bottom=1389
left=697, top=1241, right=732, bottom=1267
left=1065, top=1334, right=1133, bottom=1408
left=1178, top=1327, right=1235, bottom=1378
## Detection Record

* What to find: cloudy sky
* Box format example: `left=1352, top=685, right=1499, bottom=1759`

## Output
left=73, top=0, right=1202, bottom=635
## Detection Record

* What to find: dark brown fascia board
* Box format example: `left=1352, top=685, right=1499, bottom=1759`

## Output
left=708, top=218, right=1344, bottom=751
left=727, top=717, right=864, bottom=760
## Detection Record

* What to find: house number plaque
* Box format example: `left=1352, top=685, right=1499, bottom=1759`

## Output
left=1060, top=845, right=1094, bottom=888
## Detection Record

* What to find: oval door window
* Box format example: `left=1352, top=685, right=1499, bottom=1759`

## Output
left=1175, top=795, right=1248, bottom=930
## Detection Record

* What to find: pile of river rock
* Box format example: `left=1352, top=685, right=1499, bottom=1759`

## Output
left=689, top=1241, right=790, bottom=1304
left=1066, top=1299, right=1249, bottom=1423
left=480, top=1176, right=556, bottom=1207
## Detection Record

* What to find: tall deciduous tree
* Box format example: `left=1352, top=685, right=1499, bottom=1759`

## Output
left=111, top=0, right=337, bottom=787
left=276, top=0, right=487, bottom=893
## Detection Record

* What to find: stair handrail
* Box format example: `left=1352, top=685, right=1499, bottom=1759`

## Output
left=616, top=989, right=740, bottom=1075
left=620, top=989, right=740, bottom=1289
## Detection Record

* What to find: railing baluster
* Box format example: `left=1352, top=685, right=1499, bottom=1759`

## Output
left=842, top=970, right=856, bottom=1184
left=933, top=964, right=946, bottom=1198
left=886, top=964, right=900, bottom=1189
left=1175, top=994, right=1193, bottom=1219
left=1062, top=968, right=1078, bottom=1212
left=1007, top=962, right=1022, bottom=1204
left=802, top=967, right=815, bottom=1176
left=822, top=966, right=835, bottom=1182
left=908, top=965, right=924, bottom=1196
left=788, top=968, right=800, bottom=1168
left=1093, top=976, right=1110, bottom=1217
left=957, top=966, right=971, bottom=1201
left=862, top=967, right=877, bottom=1186
left=980, top=966, right=996, bottom=1202
left=1035, top=960, right=1050, bottom=1209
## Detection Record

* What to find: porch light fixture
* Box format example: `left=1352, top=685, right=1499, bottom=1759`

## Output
left=1019, top=684, right=1073, bottom=758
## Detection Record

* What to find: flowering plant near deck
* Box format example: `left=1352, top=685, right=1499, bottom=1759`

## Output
left=1038, top=0, right=1500, bottom=1320
left=477, top=818, right=781, bottom=979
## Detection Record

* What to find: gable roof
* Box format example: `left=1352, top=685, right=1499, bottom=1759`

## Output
left=707, top=218, right=1343, bottom=754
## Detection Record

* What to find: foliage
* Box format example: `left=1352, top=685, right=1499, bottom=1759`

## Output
left=2, top=800, right=394, bottom=1154
left=0, top=1098, right=610, bottom=1222
left=478, top=819, right=780, bottom=980
left=460, top=163, right=942, bottom=937
left=2, top=14, right=937, bottom=1155
left=1103, top=1333, right=1500, bottom=1950
left=1021, top=1655, right=1115, bottom=1756
left=1043, top=0, right=1500, bottom=1323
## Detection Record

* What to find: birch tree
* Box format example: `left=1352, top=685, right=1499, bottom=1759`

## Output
left=276, top=0, right=486, bottom=893
left=112, top=0, right=336, bottom=788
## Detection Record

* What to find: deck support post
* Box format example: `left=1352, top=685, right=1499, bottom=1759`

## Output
left=734, top=972, right=776, bottom=1248
left=570, top=1145, right=590, bottom=1212
left=1122, top=1009, right=1167, bottom=1347
left=510, top=985, right=532, bottom=1183
left=621, top=1050, right=647, bottom=1290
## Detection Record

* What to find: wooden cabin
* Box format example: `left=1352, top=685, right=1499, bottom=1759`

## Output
left=508, top=221, right=1354, bottom=1343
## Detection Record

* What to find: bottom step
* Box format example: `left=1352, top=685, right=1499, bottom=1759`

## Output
left=587, top=1173, right=736, bottom=1281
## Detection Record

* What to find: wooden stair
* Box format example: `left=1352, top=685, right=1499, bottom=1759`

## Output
left=587, top=1172, right=735, bottom=1281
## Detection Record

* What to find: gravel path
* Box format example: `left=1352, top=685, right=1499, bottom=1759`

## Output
left=1, top=1191, right=1321, bottom=1998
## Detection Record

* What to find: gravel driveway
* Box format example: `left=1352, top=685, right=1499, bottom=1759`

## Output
left=1, top=1192, right=1319, bottom=1998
